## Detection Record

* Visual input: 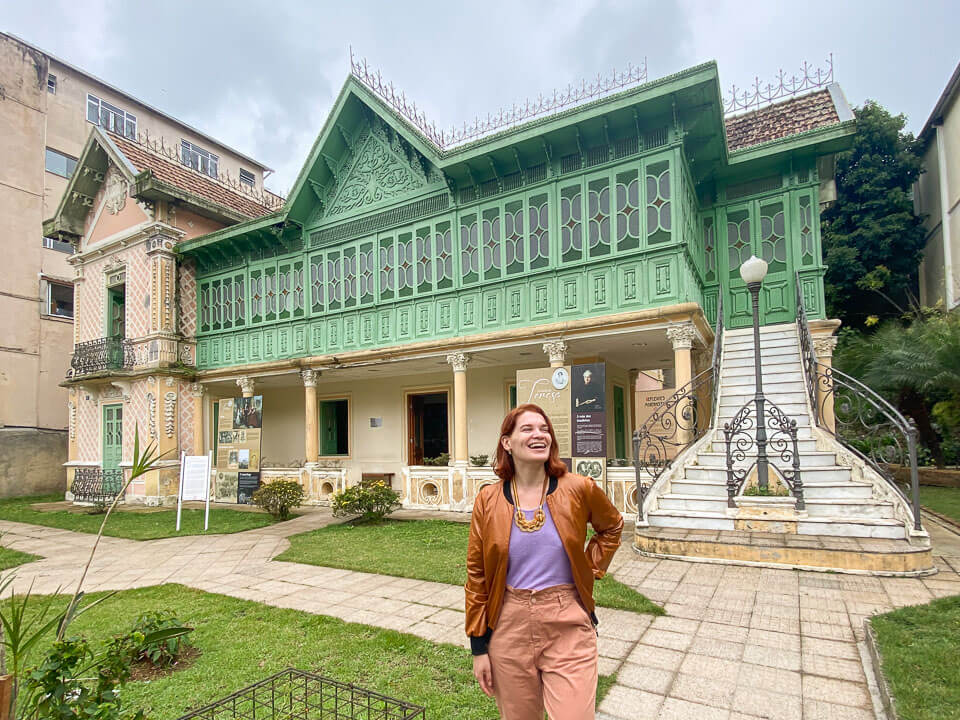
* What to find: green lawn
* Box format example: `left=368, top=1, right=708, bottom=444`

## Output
left=0, top=546, right=40, bottom=570
left=918, top=485, right=960, bottom=525
left=11, top=584, right=615, bottom=719
left=870, top=595, right=960, bottom=720
left=276, top=519, right=663, bottom=615
left=0, top=495, right=277, bottom=540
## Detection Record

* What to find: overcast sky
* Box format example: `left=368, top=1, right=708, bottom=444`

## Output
left=3, top=0, right=957, bottom=195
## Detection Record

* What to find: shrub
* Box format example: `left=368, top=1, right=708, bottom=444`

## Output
left=469, top=454, right=489, bottom=466
left=331, top=482, right=401, bottom=523
left=252, top=480, right=305, bottom=520
left=129, top=611, right=193, bottom=667
left=422, top=453, right=450, bottom=467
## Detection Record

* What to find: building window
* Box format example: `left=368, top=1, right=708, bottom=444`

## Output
left=46, top=282, right=74, bottom=318
left=45, top=148, right=77, bottom=178
left=86, top=94, right=137, bottom=139
left=239, top=168, right=255, bottom=187
left=319, top=399, right=349, bottom=456
left=42, top=236, right=73, bottom=253
left=181, top=140, right=218, bottom=178
left=47, top=74, right=57, bottom=94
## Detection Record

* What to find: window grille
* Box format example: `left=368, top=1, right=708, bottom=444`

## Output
left=239, top=168, right=255, bottom=186
left=310, top=193, right=448, bottom=248
left=560, top=153, right=582, bottom=174
left=86, top=94, right=136, bottom=139
left=585, top=145, right=609, bottom=168
left=643, top=127, right=668, bottom=149
left=181, top=140, right=219, bottom=178
left=613, top=136, right=639, bottom=159
left=725, top=175, right=782, bottom=201
left=526, top=163, right=547, bottom=183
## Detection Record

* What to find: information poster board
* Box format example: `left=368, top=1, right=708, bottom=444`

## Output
left=177, top=451, right=212, bottom=531
left=516, top=362, right=607, bottom=485
left=216, top=396, right=263, bottom=502
left=636, top=387, right=678, bottom=461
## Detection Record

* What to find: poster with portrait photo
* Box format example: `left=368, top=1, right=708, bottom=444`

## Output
left=573, top=457, right=606, bottom=486
left=233, top=396, right=263, bottom=429
left=571, top=363, right=605, bottom=413
left=217, top=397, right=262, bottom=473
left=571, top=363, right=606, bottom=458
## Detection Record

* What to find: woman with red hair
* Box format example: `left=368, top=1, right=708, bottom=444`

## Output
left=465, top=403, right=623, bottom=719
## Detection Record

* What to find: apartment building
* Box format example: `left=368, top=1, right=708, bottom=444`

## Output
left=0, top=31, right=278, bottom=494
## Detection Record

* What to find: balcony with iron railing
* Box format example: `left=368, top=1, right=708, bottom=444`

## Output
left=69, top=337, right=135, bottom=377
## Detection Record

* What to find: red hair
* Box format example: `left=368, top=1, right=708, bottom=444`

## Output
left=494, top=403, right=569, bottom=482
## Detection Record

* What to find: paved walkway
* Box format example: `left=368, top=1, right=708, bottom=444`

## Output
left=1, top=508, right=958, bottom=720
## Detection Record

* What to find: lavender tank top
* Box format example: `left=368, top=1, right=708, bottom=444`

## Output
left=506, top=502, right=575, bottom=590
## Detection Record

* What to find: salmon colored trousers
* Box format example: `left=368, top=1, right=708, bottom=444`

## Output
left=487, top=585, right=598, bottom=720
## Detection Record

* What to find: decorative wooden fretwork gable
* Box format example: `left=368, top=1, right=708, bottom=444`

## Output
left=325, top=118, right=437, bottom=219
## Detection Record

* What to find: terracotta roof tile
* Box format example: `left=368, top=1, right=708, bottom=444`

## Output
left=725, top=90, right=841, bottom=152
left=109, top=133, right=280, bottom=219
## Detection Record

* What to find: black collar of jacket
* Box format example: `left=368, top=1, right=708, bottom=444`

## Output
left=502, top=475, right=558, bottom=503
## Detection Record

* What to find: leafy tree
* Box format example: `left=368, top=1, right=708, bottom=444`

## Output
left=821, top=101, right=927, bottom=326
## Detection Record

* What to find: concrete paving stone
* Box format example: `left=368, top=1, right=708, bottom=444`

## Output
left=801, top=676, right=871, bottom=708
left=745, top=627, right=801, bottom=651
left=672, top=582, right=717, bottom=599
left=701, top=607, right=752, bottom=626
left=802, top=699, right=876, bottom=720
left=736, top=662, right=801, bottom=696
left=348, top=595, right=410, bottom=614
left=801, top=652, right=866, bottom=682
left=802, top=636, right=860, bottom=660
left=669, top=672, right=735, bottom=709
left=687, top=637, right=744, bottom=661
left=616, top=662, right=675, bottom=694
left=596, top=637, right=633, bottom=660
left=754, top=591, right=798, bottom=608
left=598, top=656, right=621, bottom=676
left=626, top=643, right=686, bottom=671
left=596, top=610, right=653, bottom=640
left=749, top=614, right=800, bottom=635
left=696, top=621, right=749, bottom=644
left=664, top=602, right=709, bottom=620
left=741, top=643, right=801, bottom=672
left=678, top=653, right=741, bottom=684
left=730, top=687, right=802, bottom=720
left=424, top=608, right=465, bottom=628
left=650, top=616, right=700, bottom=635
left=407, top=620, right=449, bottom=642
left=598, top=686, right=664, bottom=719
left=642, top=629, right=694, bottom=652
left=657, top=696, right=730, bottom=720
left=800, top=607, right=852, bottom=625
left=800, top=620, right=855, bottom=642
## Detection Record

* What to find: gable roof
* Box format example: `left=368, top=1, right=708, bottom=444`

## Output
left=724, top=86, right=850, bottom=152
left=43, top=126, right=281, bottom=241
left=110, top=133, right=279, bottom=219
left=918, top=60, right=960, bottom=148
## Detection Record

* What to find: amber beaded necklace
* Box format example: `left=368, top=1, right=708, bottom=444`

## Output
left=511, top=476, right=548, bottom=532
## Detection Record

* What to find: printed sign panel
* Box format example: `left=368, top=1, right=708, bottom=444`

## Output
left=214, top=470, right=239, bottom=504
left=516, top=366, right=572, bottom=458
left=571, top=363, right=606, bottom=458
left=216, top=396, right=263, bottom=503
left=573, top=457, right=606, bottom=486
left=636, top=387, right=678, bottom=461
left=181, top=455, right=211, bottom=501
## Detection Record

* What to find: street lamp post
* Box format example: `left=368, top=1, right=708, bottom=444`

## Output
left=740, top=255, right=770, bottom=491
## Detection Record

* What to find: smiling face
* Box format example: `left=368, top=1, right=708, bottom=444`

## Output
left=501, top=410, right=552, bottom=465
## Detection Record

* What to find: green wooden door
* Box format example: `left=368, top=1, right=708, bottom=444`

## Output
left=108, top=288, right=125, bottom=338
left=613, top=385, right=626, bottom=459
left=723, top=196, right=795, bottom=328
left=102, top=404, right=123, bottom=472
left=320, top=401, right=339, bottom=456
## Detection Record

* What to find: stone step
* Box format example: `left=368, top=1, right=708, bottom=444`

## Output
left=723, top=346, right=800, bottom=360
left=715, top=412, right=812, bottom=428
left=719, top=372, right=806, bottom=388
left=718, top=398, right=809, bottom=414
left=670, top=478, right=873, bottom=500
left=685, top=466, right=852, bottom=484
left=719, top=381, right=808, bottom=395
left=725, top=325, right=797, bottom=338
left=695, top=451, right=838, bottom=468
left=725, top=334, right=799, bottom=347
left=722, top=356, right=803, bottom=370
left=647, top=509, right=905, bottom=539
left=656, top=494, right=896, bottom=519
left=708, top=436, right=819, bottom=453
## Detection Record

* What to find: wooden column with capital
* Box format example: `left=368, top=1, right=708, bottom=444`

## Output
left=542, top=339, right=567, bottom=368
left=447, top=352, right=470, bottom=465
left=237, top=377, right=255, bottom=398
left=666, top=323, right=697, bottom=444
left=301, top=369, right=320, bottom=464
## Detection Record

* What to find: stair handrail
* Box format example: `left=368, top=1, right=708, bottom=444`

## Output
left=794, top=273, right=922, bottom=532
left=632, top=295, right=723, bottom=521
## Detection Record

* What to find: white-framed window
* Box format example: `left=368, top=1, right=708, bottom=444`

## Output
left=45, top=281, right=74, bottom=319
left=45, top=148, right=77, bottom=178
left=86, top=94, right=137, bottom=139
left=47, top=74, right=57, bottom=94
left=239, top=168, right=255, bottom=187
left=181, top=140, right=218, bottom=178
left=42, top=236, right=73, bottom=254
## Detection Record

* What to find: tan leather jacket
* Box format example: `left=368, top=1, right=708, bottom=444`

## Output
left=465, top=472, right=623, bottom=654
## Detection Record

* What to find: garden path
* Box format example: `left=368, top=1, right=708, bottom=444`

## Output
left=0, top=508, right=958, bottom=720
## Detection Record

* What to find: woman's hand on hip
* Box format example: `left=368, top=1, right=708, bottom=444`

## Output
left=472, top=654, right=494, bottom=697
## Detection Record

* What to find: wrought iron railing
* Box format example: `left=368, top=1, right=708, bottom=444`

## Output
left=723, top=398, right=805, bottom=509
left=633, top=296, right=723, bottom=521
left=176, top=668, right=425, bottom=720
left=795, top=273, right=922, bottom=531
left=69, top=337, right=134, bottom=376
left=71, top=468, right=125, bottom=505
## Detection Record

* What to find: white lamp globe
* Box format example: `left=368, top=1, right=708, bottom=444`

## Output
left=739, top=255, right=768, bottom=284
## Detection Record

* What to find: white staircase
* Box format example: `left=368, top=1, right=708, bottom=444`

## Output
left=642, top=323, right=914, bottom=541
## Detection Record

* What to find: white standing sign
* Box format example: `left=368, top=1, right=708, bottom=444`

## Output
left=177, top=451, right=213, bottom=532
